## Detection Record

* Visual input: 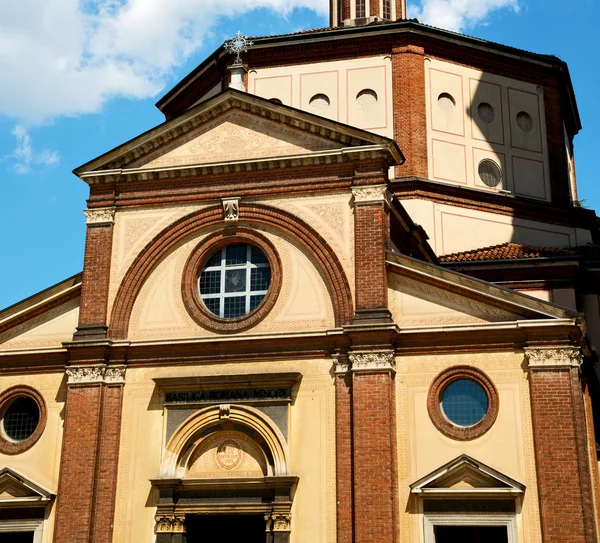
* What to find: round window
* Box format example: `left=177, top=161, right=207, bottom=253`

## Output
left=478, top=159, right=502, bottom=188
left=0, top=386, right=47, bottom=454
left=477, top=102, right=495, bottom=124
left=199, top=244, right=271, bottom=319
left=2, top=396, right=40, bottom=442
left=427, top=366, right=498, bottom=441
left=440, top=379, right=489, bottom=427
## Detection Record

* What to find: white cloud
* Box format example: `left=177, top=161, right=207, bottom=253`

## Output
left=408, top=0, right=519, bottom=32
left=0, top=0, right=327, bottom=124
left=6, top=125, right=60, bottom=174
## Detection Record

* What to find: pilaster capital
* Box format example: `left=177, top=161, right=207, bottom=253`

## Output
left=155, top=514, right=186, bottom=534
left=271, top=512, right=291, bottom=532
left=524, top=346, right=582, bottom=370
left=66, top=364, right=126, bottom=385
left=332, top=353, right=350, bottom=375
left=351, top=185, right=392, bottom=207
left=349, top=349, right=395, bottom=372
left=83, top=206, right=116, bottom=226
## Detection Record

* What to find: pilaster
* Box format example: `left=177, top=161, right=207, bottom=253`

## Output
left=352, top=184, right=392, bottom=324
left=75, top=207, right=116, bottom=341
left=525, top=346, right=598, bottom=543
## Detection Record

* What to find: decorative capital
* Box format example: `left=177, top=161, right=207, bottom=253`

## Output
left=332, top=353, right=350, bottom=375
left=524, top=346, right=582, bottom=369
left=84, top=207, right=116, bottom=226
left=66, top=364, right=126, bottom=385
left=155, top=515, right=185, bottom=534
left=66, top=364, right=105, bottom=384
left=222, top=197, right=240, bottom=222
left=351, top=185, right=392, bottom=207
left=349, top=349, right=395, bottom=372
left=271, top=513, right=291, bottom=532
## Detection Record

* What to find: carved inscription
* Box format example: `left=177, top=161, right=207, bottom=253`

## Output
left=165, top=387, right=291, bottom=404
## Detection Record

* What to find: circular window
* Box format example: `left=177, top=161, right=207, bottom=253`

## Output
left=478, top=159, right=502, bottom=188
left=269, top=98, right=283, bottom=105
left=0, top=386, right=46, bottom=454
left=199, top=244, right=271, bottom=319
left=516, top=111, right=533, bottom=132
left=440, top=379, right=488, bottom=427
left=309, top=94, right=330, bottom=114
left=182, top=229, right=282, bottom=333
left=477, top=102, right=495, bottom=124
left=437, top=93, right=456, bottom=112
left=356, top=89, right=378, bottom=111
left=428, top=366, right=498, bottom=440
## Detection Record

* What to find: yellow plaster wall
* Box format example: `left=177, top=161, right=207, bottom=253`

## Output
left=0, top=300, right=79, bottom=350
left=401, top=198, right=592, bottom=255
left=248, top=56, right=394, bottom=140
left=426, top=58, right=551, bottom=202
left=397, top=352, right=541, bottom=543
left=0, top=372, right=66, bottom=543
left=112, top=359, right=336, bottom=543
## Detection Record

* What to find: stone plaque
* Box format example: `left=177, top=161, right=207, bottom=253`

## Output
left=215, top=439, right=244, bottom=470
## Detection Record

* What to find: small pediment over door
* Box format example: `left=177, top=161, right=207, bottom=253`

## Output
left=0, top=468, right=53, bottom=507
left=410, top=455, right=525, bottom=498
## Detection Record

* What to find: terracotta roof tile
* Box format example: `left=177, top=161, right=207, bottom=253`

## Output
left=439, top=242, right=577, bottom=263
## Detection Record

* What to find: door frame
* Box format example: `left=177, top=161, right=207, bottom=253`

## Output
left=424, top=513, right=518, bottom=543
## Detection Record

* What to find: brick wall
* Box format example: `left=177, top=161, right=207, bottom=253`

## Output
left=77, top=223, right=114, bottom=335
left=352, top=371, right=397, bottom=543
left=335, top=370, right=353, bottom=543
left=392, top=45, right=428, bottom=179
left=529, top=368, right=598, bottom=542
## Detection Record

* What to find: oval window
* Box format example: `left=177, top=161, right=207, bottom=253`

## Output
left=2, top=396, right=40, bottom=442
left=440, top=379, right=489, bottom=427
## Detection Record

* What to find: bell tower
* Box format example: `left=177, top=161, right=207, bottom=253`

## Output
left=330, top=0, right=406, bottom=27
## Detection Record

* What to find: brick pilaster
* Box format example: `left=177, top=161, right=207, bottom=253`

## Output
left=334, top=354, right=353, bottom=543
left=76, top=207, right=116, bottom=340
left=392, top=45, right=428, bottom=179
left=349, top=349, right=398, bottom=543
left=369, top=0, right=381, bottom=18
left=525, top=347, right=598, bottom=543
left=53, top=358, right=126, bottom=543
left=352, top=185, right=391, bottom=323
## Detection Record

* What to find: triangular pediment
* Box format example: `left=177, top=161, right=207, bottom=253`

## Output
left=387, top=251, right=576, bottom=326
left=74, top=89, right=403, bottom=182
left=410, top=455, right=524, bottom=497
left=0, top=468, right=53, bottom=506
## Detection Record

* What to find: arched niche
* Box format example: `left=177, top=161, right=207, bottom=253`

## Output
left=161, top=404, right=290, bottom=479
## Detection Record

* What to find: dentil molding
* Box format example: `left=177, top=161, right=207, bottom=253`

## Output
left=66, top=364, right=127, bottom=385
left=83, top=207, right=116, bottom=226
left=351, top=185, right=392, bottom=207
left=524, top=346, right=582, bottom=369
left=349, top=349, right=396, bottom=372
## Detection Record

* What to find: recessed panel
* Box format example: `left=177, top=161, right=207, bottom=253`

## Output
left=432, top=140, right=467, bottom=184
left=300, top=71, right=339, bottom=121
left=254, top=75, right=293, bottom=106
left=512, top=156, right=547, bottom=200
left=508, top=88, right=542, bottom=153
left=347, top=66, right=387, bottom=130
left=470, top=79, right=504, bottom=145
left=429, top=69, right=464, bottom=136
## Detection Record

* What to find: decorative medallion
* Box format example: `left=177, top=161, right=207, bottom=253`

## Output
left=216, top=439, right=244, bottom=470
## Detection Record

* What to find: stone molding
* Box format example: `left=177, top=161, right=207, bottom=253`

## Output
left=222, top=197, right=240, bottom=222
left=155, top=515, right=186, bottom=534
left=524, top=346, right=582, bottom=369
left=349, top=349, right=395, bottom=372
left=83, top=207, right=116, bottom=226
left=351, top=185, right=392, bottom=207
left=66, top=364, right=126, bottom=385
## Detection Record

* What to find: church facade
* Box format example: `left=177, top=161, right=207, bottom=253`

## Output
left=1, top=2, right=600, bottom=542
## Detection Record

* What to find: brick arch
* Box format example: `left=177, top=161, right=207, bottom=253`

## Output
left=109, top=203, right=353, bottom=339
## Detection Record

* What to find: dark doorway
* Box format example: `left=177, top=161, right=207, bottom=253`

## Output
left=435, top=525, right=508, bottom=543
left=3, top=533, right=34, bottom=543
left=186, top=514, right=266, bottom=542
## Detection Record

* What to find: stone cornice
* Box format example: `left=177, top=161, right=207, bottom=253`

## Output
left=349, top=349, right=396, bottom=372
left=66, top=364, right=126, bottom=385
left=524, top=346, right=582, bottom=369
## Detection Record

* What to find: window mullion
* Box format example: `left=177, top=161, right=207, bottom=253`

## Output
left=219, top=247, right=226, bottom=318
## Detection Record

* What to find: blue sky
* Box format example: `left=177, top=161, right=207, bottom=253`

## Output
left=0, top=0, right=598, bottom=310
